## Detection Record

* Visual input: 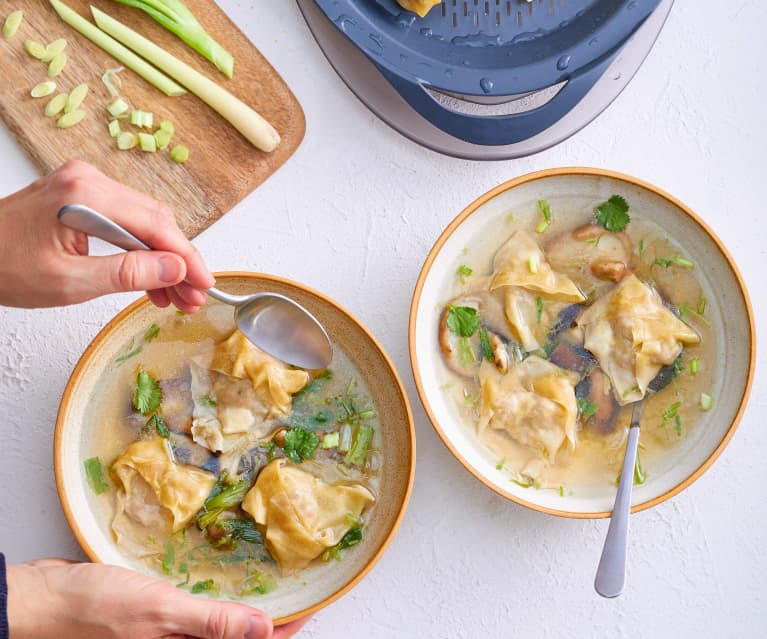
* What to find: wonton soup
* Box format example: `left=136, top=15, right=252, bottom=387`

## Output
left=82, top=303, right=382, bottom=598
left=436, top=195, right=717, bottom=494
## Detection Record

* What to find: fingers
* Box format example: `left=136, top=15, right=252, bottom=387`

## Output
left=47, top=161, right=215, bottom=292
left=157, top=593, right=274, bottom=639
left=22, top=558, right=76, bottom=568
left=273, top=616, right=312, bottom=638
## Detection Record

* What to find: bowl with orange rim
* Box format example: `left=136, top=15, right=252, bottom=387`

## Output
left=56, top=272, right=415, bottom=623
left=409, top=168, right=755, bottom=518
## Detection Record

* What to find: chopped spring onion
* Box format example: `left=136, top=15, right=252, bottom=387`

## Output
left=159, top=119, right=174, bottom=135
left=154, top=128, right=171, bottom=149
left=24, top=39, right=47, bottom=59
left=44, top=93, right=68, bottom=117
left=138, top=132, right=157, bottom=152
left=344, top=423, right=374, bottom=466
left=112, top=0, right=234, bottom=79
left=42, top=38, right=67, bottom=61
left=673, top=256, right=695, bottom=269
left=690, top=358, right=699, bottom=375
left=116, top=131, right=137, bottom=149
left=57, top=109, right=85, bottom=128
left=535, top=220, right=549, bottom=234
left=700, top=393, right=714, bottom=411
left=3, top=11, right=23, bottom=39
left=84, top=456, right=109, bottom=494
left=337, top=423, right=352, bottom=454
left=142, top=111, right=153, bottom=128
left=64, top=83, right=88, bottom=113
left=30, top=81, right=57, bottom=98
left=495, top=458, right=505, bottom=470
left=321, top=432, right=340, bottom=449
left=106, top=97, right=129, bottom=116
left=108, top=119, right=121, bottom=137
left=169, top=144, right=189, bottom=163
left=102, top=66, right=125, bottom=96
left=49, top=0, right=186, bottom=97
left=528, top=254, right=538, bottom=274
left=91, top=6, right=280, bottom=151
left=47, top=52, right=67, bottom=77
left=129, top=109, right=142, bottom=126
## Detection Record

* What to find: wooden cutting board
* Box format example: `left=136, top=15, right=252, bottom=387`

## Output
left=0, top=0, right=305, bottom=238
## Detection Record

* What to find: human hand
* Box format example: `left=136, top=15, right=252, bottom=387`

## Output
left=0, top=160, right=215, bottom=312
left=7, top=558, right=311, bottom=639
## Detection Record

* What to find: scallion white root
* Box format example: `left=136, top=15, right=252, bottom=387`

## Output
left=92, top=6, right=280, bottom=152
left=49, top=0, right=186, bottom=97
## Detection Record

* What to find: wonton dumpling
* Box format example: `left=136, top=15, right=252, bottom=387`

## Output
left=211, top=331, right=310, bottom=418
left=478, top=357, right=579, bottom=459
left=578, top=274, right=700, bottom=405
left=242, top=460, right=375, bottom=572
left=396, top=0, right=440, bottom=17
left=112, top=438, right=216, bottom=533
left=489, top=230, right=585, bottom=352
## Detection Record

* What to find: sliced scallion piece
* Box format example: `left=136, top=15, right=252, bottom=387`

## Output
left=129, top=109, right=143, bottom=126
left=64, top=83, right=88, bottom=113
left=141, top=111, right=153, bottom=128
left=42, top=38, right=67, bottom=61
left=528, top=254, right=538, bottom=274
left=31, top=81, right=57, bottom=98
left=106, top=97, right=129, bottom=117
left=49, top=0, right=186, bottom=97
left=24, top=39, right=46, bottom=59
left=159, top=119, right=174, bottom=135
left=700, top=393, right=714, bottom=411
left=3, top=10, right=23, bottom=39
left=108, top=119, right=121, bottom=137
left=154, top=128, right=171, bottom=149
left=48, top=52, right=67, bottom=77
left=117, top=131, right=138, bottom=149
left=690, top=358, right=699, bottom=375
left=44, top=92, right=68, bottom=117
left=138, top=132, right=157, bottom=152
left=111, top=0, right=234, bottom=79
left=57, top=109, right=85, bottom=128
left=91, top=7, right=279, bottom=151
left=169, top=144, right=188, bottom=163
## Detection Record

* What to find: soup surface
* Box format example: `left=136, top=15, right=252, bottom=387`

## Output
left=83, top=302, right=381, bottom=598
left=436, top=194, right=717, bottom=494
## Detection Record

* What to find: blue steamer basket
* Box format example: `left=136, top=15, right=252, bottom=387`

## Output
left=315, top=0, right=662, bottom=145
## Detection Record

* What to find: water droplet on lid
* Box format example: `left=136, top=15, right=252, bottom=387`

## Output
left=556, top=55, right=571, bottom=71
left=420, top=27, right=433, bottom=36
left=480, top=77, right=494, bottom=93
left=335, top=14, right=355, bottom=31
left=367, top=33, right=384, bottom=54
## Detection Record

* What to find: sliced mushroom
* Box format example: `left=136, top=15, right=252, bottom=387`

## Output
left=549, top=341, right=595, bottom=374
left=575, top=368, right=620, bottom=434
left=591, top=260, right=626, bottom=282
left=489, top=331, right=509, bottom=374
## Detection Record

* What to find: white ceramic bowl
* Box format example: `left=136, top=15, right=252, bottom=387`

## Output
left=409, top=168, right=755, bottom=518
left=56, top=273, right=415, bottom=623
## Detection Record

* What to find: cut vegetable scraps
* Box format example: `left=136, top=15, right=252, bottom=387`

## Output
left=111, top=0, right=234, bottom=79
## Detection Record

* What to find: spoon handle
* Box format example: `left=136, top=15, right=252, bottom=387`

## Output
left=594, top=402, right=643, bottom=598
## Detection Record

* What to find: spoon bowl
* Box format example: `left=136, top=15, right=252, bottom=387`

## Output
left=57, top=204, right=332, bottom=369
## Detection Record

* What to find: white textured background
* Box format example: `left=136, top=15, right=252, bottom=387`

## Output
left=1, top=2, right=766, bottom=638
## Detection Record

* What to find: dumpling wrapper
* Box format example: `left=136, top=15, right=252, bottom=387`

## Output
left=578, top=274, right=700, bottom=405
left=242, top=459, right=375, bottom=572
left=478, top=357, right=580, bottom=459
left=489, top=230, right=585, bottom=351
left=112, top=438, right=216, bottom=533
left=396, top=0, right=440, bottom=17
left=211, top=331, right=310, bottom=418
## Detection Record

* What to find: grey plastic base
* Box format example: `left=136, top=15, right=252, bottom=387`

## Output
left=298, top=0, right=674, bottom=161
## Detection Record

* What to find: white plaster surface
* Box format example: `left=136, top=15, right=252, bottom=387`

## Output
left=1, top=2, right=766, bottom=638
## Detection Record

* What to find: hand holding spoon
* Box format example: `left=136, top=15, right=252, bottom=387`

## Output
left=58, top=204, right=333, bottom=370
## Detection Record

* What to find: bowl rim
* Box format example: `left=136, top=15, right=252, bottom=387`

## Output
left=55, top=271, right=416, bottom=624
left=408, top=167, right=756, bottom=519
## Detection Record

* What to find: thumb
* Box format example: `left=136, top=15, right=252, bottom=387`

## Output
left=160, top=592, right=274, bottom=639
left=72, top=250, right=187, bottom=296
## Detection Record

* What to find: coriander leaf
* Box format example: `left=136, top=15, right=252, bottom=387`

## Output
left=146, top=414, right=170, bottom=438
left=134, top=370, right=162, bottom=415
left=198, top=394, right=218, bottom=407
left=595, top=195, right=630, bottom=232
left=456, top=264, right=473, bottom=283
left=479, top=327, right=493, bottom=362
left=143, top=323, right=161, bottom=342
left=241, top=571, right=277, bottom=595
left=322, top=526, right=363, bottom=561
left=577, top=398, right=598, bottom=419
left=446, top=305, right=480, bottom=337
left=283, top=427, right=320, bottom=464
left=84, top=457, right=109, bottom=494
left=190, top=579, right=218, bottom=595
left=215, top=518, right=263, bottom=544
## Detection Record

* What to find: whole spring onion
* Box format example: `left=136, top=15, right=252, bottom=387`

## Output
left=91, top=6, right=280, bottom=152
left=110, top=0, right=234, bottom=79
left=49, top=0, right=186, bottom=97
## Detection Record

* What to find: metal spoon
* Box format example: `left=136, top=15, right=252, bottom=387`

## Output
left=594, top=400, right=643, bottom=598
left=57, top=204, right=333, bottom=370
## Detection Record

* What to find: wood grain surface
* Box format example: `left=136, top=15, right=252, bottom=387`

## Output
left=0, top=0, right=305, bottom=238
